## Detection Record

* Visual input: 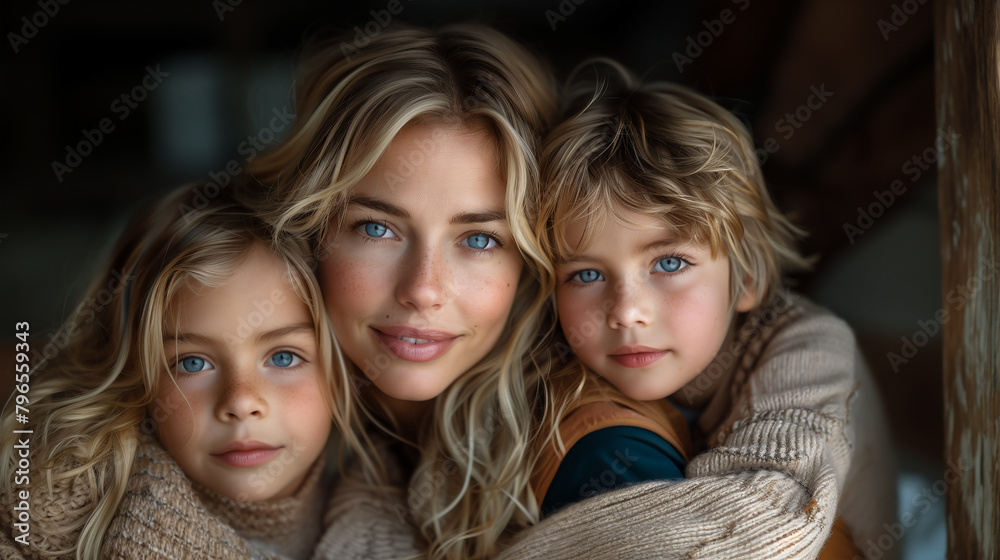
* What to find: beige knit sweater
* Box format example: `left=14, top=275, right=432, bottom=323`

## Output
left=0, top=295, right=895, bottom=559
left=318, top=294, right=897, bottom=560
left=0, top=434, right=419, bottom=560
left=492, top=294, right=897, bottom=559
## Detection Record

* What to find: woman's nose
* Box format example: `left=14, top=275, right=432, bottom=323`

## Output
left=395, top=244, right=449, bottom=313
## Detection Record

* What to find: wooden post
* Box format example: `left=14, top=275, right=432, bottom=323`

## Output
left=936, top=0, right=1000, bottom=557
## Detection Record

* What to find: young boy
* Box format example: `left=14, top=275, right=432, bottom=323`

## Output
left=530, top=61, right=896, bottom=559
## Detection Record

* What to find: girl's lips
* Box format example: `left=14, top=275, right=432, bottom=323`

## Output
left=611, top=350, right=667, bottom=368
left=372, top=326, right=458, bottom=362
left=211, top=444, right=282, bottom=468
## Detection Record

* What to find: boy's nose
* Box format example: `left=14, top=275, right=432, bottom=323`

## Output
left=607, top=280, right=652, bottom=329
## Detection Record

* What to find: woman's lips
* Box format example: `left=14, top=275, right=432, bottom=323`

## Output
left=211, top=441, right=282, bottom=467
left=609, top=345, right=668, bottom=368
left=372, top=326, right=458, bottom=362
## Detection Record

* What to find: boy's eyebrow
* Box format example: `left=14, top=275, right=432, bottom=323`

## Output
left=639, top=237, right=691, bottom=254
left=164, top=323, right=315, bottom=345
left=559, top=237, right=692, bottom=264
left=350, top=195, right=505, bottom=224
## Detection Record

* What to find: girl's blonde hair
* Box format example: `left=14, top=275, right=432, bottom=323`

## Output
left=0, top=185, right=338, bottom=560
left=237, top=23, right=557, bottom=560
left=537, top=59, right=812, bottom=310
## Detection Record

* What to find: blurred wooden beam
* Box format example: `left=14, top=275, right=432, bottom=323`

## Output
left=935, top=0, right=1000, bottom=558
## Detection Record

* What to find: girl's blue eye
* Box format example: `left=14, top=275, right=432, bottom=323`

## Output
left=363, top=222, right=391, bottom=238
left=572, top=269, right=604, bottom=284
left=267, top=351, right=301, bottom=368
left=464, top=233, right=498, bottom=251
left=178, top=356, right=210, bottom=373
left=654, top=257, right=686, bottom=273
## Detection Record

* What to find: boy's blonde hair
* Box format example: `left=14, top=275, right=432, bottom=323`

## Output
left=0, top=186, right=338, bottom=560
left=237, top=23, right=557, bottom=560
left=537, top=60, right=811, bottom=309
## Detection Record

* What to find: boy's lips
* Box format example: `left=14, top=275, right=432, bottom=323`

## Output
left=211, top=441, right=282, bottom=467
left=371, top=326, right=459, bottom=362
left=609, top=345, right=668, bottom=368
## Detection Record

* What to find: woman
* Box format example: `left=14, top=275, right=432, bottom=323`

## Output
left=237, top=23, right=558, bottom=560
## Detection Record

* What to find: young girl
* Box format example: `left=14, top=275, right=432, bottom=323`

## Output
left=0, top=185, right=351, bottom=559
left=521, top=60, right=896, bottom=558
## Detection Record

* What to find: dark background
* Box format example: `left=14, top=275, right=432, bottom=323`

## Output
left=1, top=0, right=939, bottom=506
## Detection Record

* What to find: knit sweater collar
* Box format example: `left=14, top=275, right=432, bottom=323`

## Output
left=191, top=454, right=330, bottom=560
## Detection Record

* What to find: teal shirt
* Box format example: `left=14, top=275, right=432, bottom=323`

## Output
left=541, top=425, right=686, bottom=515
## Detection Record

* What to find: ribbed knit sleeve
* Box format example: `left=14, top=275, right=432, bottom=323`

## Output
left=494, top=298, right=891, bottom=560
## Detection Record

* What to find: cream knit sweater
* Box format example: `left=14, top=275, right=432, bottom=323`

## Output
left=0, top=295, right=895, bottom=559
left=492, top=294, right=897, bottom=560
left=0, top=434, right=419, bottom=559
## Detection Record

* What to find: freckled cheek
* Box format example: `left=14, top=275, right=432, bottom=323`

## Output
left=321, top=257, right=388, bottom=324
left=151, top=384, right=205, bottom=449
left=555, top=288, right=600, bottom=341
left=280, top=376, right=332, bottom=440
left=459, top=263, right=520, bottom=334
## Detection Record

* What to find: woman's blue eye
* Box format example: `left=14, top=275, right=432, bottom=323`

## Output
left=363, top=222, right=390, bottom=238
left=654, top=257, right=686, bottom=273
left=464, top=233, right=498, bottom=250
left=178, top=356, right=209, bottom=373
left=268, top=351, right=301, bottom=368
left=572, top=269, right=604, bottom=284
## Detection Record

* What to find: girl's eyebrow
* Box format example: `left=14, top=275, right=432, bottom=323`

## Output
left=350, top=195, right=505, bottom=224
left=164, top=323, right=315, bottom=345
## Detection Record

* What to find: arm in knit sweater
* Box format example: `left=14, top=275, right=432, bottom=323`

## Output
left=494, top=305, right=858, bottom=560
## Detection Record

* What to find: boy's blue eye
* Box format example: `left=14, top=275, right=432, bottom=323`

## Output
left=464, top=233, right=497, bottom=250
left=654, top=257, right=686, bottom=273
left=572, top=269, right=604, bottom=284
left=178, top=356, right=210, bottom=373
left=268, top=351, right=301, bottom=368
left=363, top=222, right=391, bottom=238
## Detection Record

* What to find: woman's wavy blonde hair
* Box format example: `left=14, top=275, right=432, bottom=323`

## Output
left=536, top=59, right=812, bottom=311
left=236, top=22, right=557, bottom=560
left=0, top=185, right=339, bottom=560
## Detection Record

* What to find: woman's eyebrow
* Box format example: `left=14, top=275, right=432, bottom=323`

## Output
left=451, top=209, right=505, bottom=225
left=349, top=196, right=410, bottom=218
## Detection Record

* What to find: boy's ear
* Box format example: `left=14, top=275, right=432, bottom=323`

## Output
left=735, top=274, right=757, bottom=312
